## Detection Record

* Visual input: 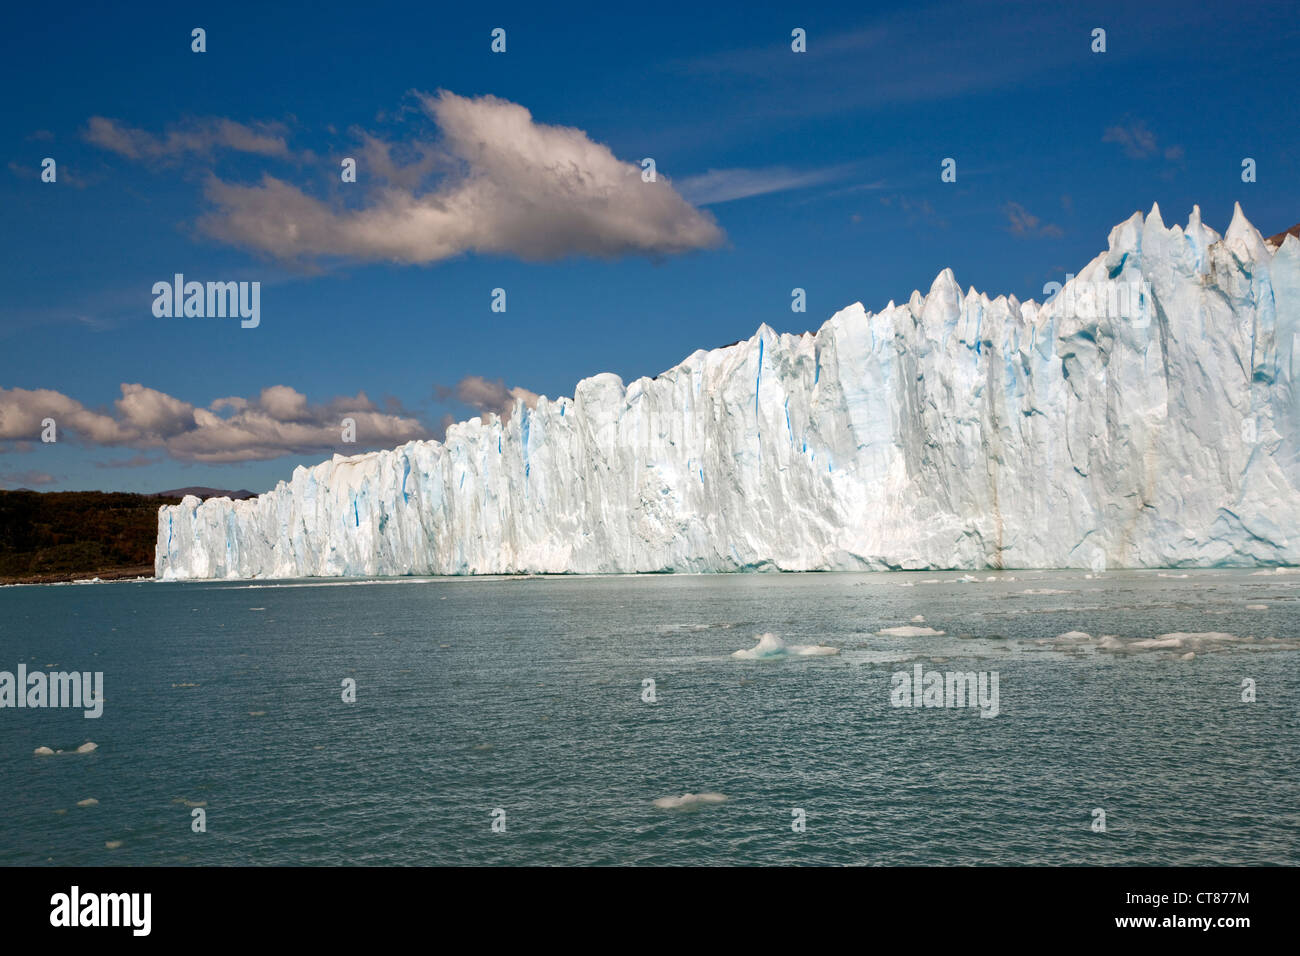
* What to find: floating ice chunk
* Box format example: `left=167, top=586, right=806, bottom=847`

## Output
left=77, top=798, right=98, bottom=807
left=911, top=615, right=925, bottom=622
left=876, top=625, right=945, bottom=636
left=75, top=742, right=98, bottom=753
left=731, top=633, right=839, bottom=659
left=653, top=792, right=728, bottom=809
left=1131, top=632, right=1249, bottom=650
left=33, top=746, right=54, bottom=756
left=1090, top=631, right=1260, bottom=654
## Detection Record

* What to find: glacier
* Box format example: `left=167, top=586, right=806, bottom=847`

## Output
left=156, top=204, right=1300, bottom=579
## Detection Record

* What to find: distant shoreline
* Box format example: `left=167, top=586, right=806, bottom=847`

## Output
left=0, top=564, right=155, bottom=586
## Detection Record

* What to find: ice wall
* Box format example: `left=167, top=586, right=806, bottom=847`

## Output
left=157, top=204, right=1300, bottom=578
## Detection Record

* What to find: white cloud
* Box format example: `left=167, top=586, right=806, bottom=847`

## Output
left=0, top=384, right=430, bottom=463
left=197, top=91, right=724, bottom=265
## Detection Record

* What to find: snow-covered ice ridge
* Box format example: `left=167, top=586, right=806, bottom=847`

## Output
left=157, top=204, right=1300, bottom=579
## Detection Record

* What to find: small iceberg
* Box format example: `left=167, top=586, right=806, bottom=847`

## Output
left=876, top=625, right=945, bottom=637
left=653, top=792, right=728, bottom=810
left=731, top=633, right=838, bottom=659
left=34, top=741, right=97, bottom=756
left=1040, top=630, right=1282, bottom=656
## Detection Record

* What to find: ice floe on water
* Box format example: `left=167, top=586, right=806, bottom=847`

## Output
left=34, top=741, right=97, bottom=756
left=877, top=625, right=946, bottom=637
left=653, top=792, right=727, bottom=809
left=661, top=622, right=734, bottom=634
left=1034, top=631, right=1298, bottom=656
left=732, top=633, right=839, bottom=659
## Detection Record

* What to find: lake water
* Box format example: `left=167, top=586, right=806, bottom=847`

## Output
left=2, top=569, right=1297, bottom=865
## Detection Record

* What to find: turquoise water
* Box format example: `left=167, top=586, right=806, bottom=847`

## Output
left=1, top=569, right=1297, bottom=865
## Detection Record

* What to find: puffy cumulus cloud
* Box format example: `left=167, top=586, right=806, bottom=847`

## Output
left=115, top=384, right=196, bottom=439
left=0, top=384, right=430, bottom=464
left=255, top=384, right=309, bottom=421
left=84, top=116, right=291, bottom=161
left=437, top=375, right=539, bottom=427
left=198, top=91, right=724, bottom=265
left=0, top=387, right=134, bottom=445
left=166, top=387, right=429, bottom=463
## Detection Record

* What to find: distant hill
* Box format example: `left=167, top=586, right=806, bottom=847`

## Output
left=154, top=487, right=256, bottom=500
left=0, top=489, right=186, bottom=584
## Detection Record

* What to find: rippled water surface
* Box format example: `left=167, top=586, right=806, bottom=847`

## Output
left=2, top=569, right=1297, bottom=865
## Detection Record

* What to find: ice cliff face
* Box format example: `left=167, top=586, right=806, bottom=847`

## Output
left=157, top=204, right=1300, bottom=579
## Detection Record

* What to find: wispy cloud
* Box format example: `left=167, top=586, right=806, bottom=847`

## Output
left=664, top=2, right=1103, bottom=122
left=879, top=194, right=949, bottom=230
left=85, top=116, right=292, bottom=162
left=677, top=164, right=856, bottom=205
left=0, top=470, right=58, bottom=489
left=95, top=454, right=164, bottom=470
left=1102, top=118, right=1186, bottom=172
left=1003, top=202, right=1063, bottom=239
left=1102, top=119, right=1160, bottom=159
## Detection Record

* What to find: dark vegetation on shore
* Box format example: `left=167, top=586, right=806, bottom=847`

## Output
left=0, top=490, right=183, bottom=584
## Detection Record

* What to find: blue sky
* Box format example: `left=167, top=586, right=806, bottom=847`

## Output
left=2, top=0, right=1297, bottom=493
